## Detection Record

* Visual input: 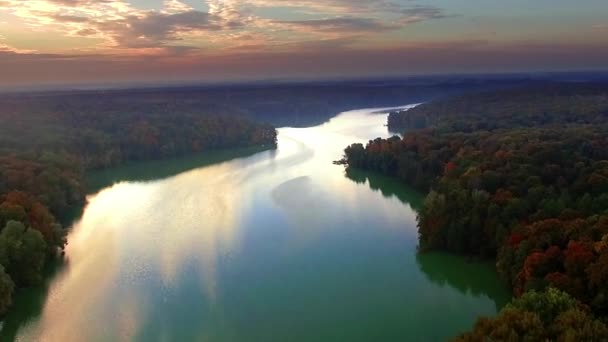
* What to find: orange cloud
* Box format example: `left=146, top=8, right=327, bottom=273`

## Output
left=0, top=0, right=451, bottom=55
left=1, top=0, right=605, bottom=87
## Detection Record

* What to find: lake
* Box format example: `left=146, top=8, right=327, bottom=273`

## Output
left=3, top=106, right=510, bottom=341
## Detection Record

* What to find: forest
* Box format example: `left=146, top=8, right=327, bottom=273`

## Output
left=0, top=77, right=511, bottom=320
left=388, top=82, right=608, bottom=133
left=0, top=94, right=277, bottom=316
left=1, top=77, right=523, bottom=129
left=344, top=82, right=608, bottom=339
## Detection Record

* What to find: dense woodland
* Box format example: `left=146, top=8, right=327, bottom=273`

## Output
left=1, top=78, right=523, bottom=129
left=0, top=78, right=601, bottom=328
left=0, top=78, right=506, bottom=319
left=344, top=82, right=608, bottom=339
left=0, top=92, right=278, bottom=316
left=388, top=82, right=608, bottom=132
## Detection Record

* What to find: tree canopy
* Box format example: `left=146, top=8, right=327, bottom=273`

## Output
left=344, top=82, right=608, bottom=338
left=0, top=88, right=280, bottom=316
left=455, top=288, right=608, bottom=341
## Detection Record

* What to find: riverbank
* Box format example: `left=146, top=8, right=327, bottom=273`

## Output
left=0, top=111, right=277, bottom=322
left=3, top=107, right=508, bottom=341
left=343, top=84, right=608, bottom=340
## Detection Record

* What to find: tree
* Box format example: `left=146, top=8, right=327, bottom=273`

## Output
left=456, top=289, right=608, bottom=341
left=509, top=288, right=578, bottom=323
left=552, top=308, right=608, bottom=341
left=344, top=143, right=366, bottom=168
left=0, top=192, right=66, bottom=252
left=454, top=308, right=544, bottom=342
left=345, top=83, right=608, bottom=338
left=0, top=221, right=47, bottom=287
left=564, top=241, right=594, bottom=277
left=0, top=264, right=14, bottom=315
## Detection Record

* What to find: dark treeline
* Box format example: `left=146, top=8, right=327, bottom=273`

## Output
left=0, top=93, right=278, bottom=316
left=388, top=82, right=608, bottom=132
left=344, top=83, right=608, bottom=340
left=1, top=78, right=527, bottom=129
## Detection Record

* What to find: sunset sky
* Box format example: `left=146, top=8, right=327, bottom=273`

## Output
left=1, top=0, right=607, bottom=87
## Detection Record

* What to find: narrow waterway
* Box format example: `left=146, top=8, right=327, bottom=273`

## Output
left=4, top=106, right=509, bottom=341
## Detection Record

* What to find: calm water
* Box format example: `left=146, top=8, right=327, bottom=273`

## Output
left=4, top=106, right=510, bottom=342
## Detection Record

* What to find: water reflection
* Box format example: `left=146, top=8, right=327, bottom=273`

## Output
left=343, top=166, right=511, bottom=313
left=87, top=146, right=274, bottom=193
left=416, top=252, right=512, bottom=310
left=3, top=106, right=509, bottom=342
left=345, top=168, right=423, bottom=212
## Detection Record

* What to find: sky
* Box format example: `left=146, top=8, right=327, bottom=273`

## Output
left=0, top=0, right=607, bottom=87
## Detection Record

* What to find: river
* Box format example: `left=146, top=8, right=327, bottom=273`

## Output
left=3, top=106, right=510, bottom=341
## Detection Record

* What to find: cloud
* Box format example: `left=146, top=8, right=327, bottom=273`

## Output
left=3, top=39, right=608, bottom=89
left=270, top=4, right=448, bottom=35
left=592, top=24, right=608, bottom=30
left=0, top=0, right=246, bottom=51
left=244, top=0, right=397, bottom=15
left=0, top=34, right=36, bottom=53
left=75, top=28, right=97, bottom=36
left=400, top=5, right=449, bottom=23
left=97, top=10, right=222, bottom=48
left=163, top=0, right=192, bottom=14
left=51, top=14, right=90, bottom=23
left=0, top=0, right=137, bottom=28
left=0, top=34, right=34, bottom=54
left=0, top=0, right=451, bottom=54
left=274, top=17, right=397, bottom=33
left=46, top=0, right=115, bottom=4
left=1, top=0, right=608, bottom=88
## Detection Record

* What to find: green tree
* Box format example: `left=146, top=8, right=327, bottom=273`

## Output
left=0, top=221, right=47, bottom=287
left=509, top=287, right=577, bottom=323
left=0, top=264, right=14, bottom=315
left=456, top=289, right=608, bottom=341
left=552, top=308, right=608, bottom=341
left=454, top=308, right=544, bottom=342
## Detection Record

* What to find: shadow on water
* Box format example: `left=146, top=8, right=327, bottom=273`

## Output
left=344, top=167, right=423, bottom=212
left=86, top=146, right=274, bottom=193
left=0, top=146, right=272, bottom=341
left=344, top=167, right=511, bottom=312
left=0, top=258, right=66, bottom=342
left=416, top=252, right=512, bottom=311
